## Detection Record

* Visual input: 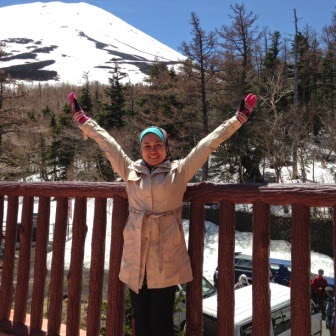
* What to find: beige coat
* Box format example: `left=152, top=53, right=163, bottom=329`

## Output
left=79, top=116, right=241, bottom=293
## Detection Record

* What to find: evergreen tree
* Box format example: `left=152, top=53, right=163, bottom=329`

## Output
left=48, top=112, right=60, bottom=180
left=42, top=105, right=52, bottom=118
left=80, top=72, right=94, bottom=115
left=100, top=64, right=127, bottom=130
left=263, top=31, right=282, bottom=71
left=48, top=105, right=76, bottom=181
left=134, top=61, right=196, bottom=161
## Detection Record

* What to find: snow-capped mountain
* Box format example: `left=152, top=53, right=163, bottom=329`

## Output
left=0, top=1, right=185, bottom=85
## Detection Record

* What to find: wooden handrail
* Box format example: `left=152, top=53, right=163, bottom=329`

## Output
left=0, top=181, right=335, bottom=336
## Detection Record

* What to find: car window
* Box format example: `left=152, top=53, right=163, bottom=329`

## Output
left=235, top=258, right=252, bottom=268
left=270, top=264, right=280, bottom=271
left=202, top=276, right=217, bottom=298
left=178, top=277, right=216, bottom=299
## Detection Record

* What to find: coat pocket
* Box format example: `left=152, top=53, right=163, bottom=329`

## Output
left=121, top=218, right=140, bottom=270
left=163, top=216, right=184, bottom=262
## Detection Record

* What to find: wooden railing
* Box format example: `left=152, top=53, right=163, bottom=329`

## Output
left=0, top=181, right=335, bottom=336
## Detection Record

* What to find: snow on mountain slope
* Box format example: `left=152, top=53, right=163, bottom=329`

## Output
left=0, top=1, right=185, bottom=85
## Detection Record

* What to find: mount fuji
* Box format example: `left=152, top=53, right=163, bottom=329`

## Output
left=0, top=1, right=186, bottom=85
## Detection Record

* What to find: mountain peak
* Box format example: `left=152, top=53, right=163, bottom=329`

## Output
left=0, top=1, right=185, bottom=85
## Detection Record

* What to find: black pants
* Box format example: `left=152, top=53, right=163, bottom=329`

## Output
left=129, top=284, right=176, bottom=336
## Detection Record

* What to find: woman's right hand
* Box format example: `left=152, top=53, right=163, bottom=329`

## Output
left=68, top=92, right=90, bottom=124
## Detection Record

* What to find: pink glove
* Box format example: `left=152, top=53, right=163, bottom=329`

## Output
left=235, top=93, right=257, bottom=124
left=68, top=92, right=90, bottom=125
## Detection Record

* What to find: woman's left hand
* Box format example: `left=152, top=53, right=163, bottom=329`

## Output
left=235, top=93, right=257, bottom=124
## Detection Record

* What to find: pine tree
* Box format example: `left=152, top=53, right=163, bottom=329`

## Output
left=100, top=64, right=126, bottom=130
left=134, top=61, right=197, bottom=161
left=80, top=72, right=94, bottom=115
left=47, top=105, right=76, bottom=181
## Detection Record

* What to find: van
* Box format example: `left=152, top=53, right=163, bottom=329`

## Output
left=201, top=282, right=322, bottom=336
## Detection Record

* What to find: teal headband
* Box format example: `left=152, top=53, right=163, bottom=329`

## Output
left=139, top=127, right=165, bottom=144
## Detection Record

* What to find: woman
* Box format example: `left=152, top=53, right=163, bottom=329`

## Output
left=68, top=91, right=257, bottom=336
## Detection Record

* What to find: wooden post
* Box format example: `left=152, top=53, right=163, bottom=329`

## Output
left=30, top=196, right=51, bottom=336
left=86, top=198, right=107, bottom=336
left=217, top=200, right=235, bottom=335
left=47, top=197, right=68, bottom=336
left=67, top=197, right=87, bottom=336
left=291, top=204, right=311, bottom=335
left=106, top=196, right=128, bottom=336
left=186, top=200, right=204, bottom=336
left=13, top=196, right=34, bottom=336
left=252, top=201, right=271, bottom=336
left=0, top=196, right=19, bottom=333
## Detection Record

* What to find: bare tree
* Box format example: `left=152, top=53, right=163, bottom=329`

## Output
left=179, top=12, right=218, bottom=180
left=217, top=3, right=260, bottom=94
left=216, top=3, right=262, bottom=182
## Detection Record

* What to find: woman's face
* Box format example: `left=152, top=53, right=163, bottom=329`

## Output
left=141, top=133, right=167, bottom=168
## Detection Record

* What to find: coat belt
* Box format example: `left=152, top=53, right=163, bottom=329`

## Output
left=129, top=207, right=182, bottom=285
left=129, top=207, right=182, bottom=217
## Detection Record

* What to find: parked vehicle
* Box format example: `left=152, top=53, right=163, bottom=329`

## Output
left=214, top=253, right=292, bottom=288
left=201, top=282, right=322, bottom=336
left=269, top=258, right=291, bottom=286
left=174, top=276, right=217, bottom=332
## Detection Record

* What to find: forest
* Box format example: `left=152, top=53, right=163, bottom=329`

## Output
left=1, top=3, right=336, bottom=184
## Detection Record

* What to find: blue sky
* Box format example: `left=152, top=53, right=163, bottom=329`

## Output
left=0, top=0, right=335, bottom=51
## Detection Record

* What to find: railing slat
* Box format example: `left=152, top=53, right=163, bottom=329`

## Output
left=333, top=205, right=336, bottom=335
left=47, top=197, right=68, bottom=336
left=186, top=201, right=204, bottom=336
left=0, top=195, right=4, bottom=253
left=0, top=195, right=19, bottom=332
left=252, top=201, right=271, bottom=336
left=291, top=204, right=311, bottom=335
left=105, top=196, right=128, bottom=336
left=67, top=197, right=87, bottom=336
left=30, top=196, right=51, bottom=335
left=217, top=200, right=235, bottom=336
left=13, top=196, right=34, bottom=335
left=86, top=198, right=107, bottom=336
